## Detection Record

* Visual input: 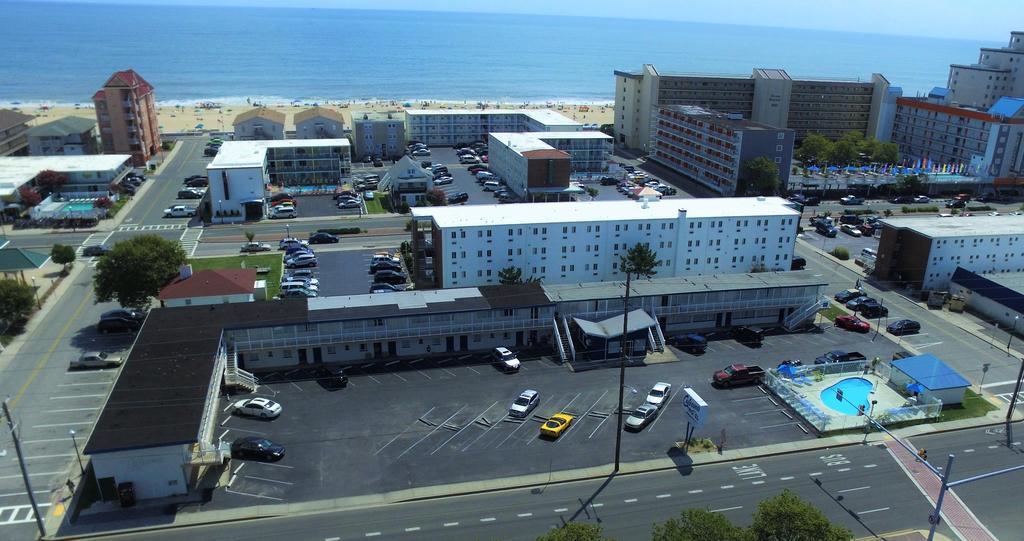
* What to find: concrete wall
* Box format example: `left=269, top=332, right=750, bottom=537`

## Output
left=91, top=445, right=190, bottom=500
left=206, top=165, right=266, bottom=223
left=874, top=226, right=932, bottom=286
left=751, top=76, right=792, bottom=129
left=164, top=293, right=254, bottom=307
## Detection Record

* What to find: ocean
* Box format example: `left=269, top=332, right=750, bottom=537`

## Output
left=0, top=1, right=1002, bottom=105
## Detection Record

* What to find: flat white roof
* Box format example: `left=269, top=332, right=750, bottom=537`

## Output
left=209, top=138, right=351, bottom=169
left=405, top=108, right=581, bottom=127
left=491, top=131, right=613, bottom=157
left=308, top=287, right=481, bottom=311
left=412, top=197, right=798, bottom=228
left=0, top=155, right=132, bottom=196
left=880, top=215, right=1024, bottom=238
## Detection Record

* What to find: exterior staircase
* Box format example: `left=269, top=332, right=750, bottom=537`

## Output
left=224, top=350, right=258, bottom=393
left=560, top=315, right=576, bottom=362
left=784, top=296, right=830, bottom=331
left=651, top=318, right=666, bottom=352
left=552, top=319, right=567, bottom=363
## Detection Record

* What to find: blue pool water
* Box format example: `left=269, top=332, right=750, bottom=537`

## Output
left=61, top=202, right=95, bottom=212
left=820, top=377, right=873, bottom=415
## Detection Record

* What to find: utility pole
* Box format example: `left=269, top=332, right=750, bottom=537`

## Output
left=613, top=270, right=632, bottom=473
left=2, top=399, right=46, bottom=537
left=927, top=454, right=955, bottom=541
left=1006, top=357, right=1024, bottom=421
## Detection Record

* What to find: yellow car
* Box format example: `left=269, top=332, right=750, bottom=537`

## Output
left=540, top=412, right=575, bottom=438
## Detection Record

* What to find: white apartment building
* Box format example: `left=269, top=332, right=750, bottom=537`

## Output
left=947, top=31, right=1024, bottom=110
left=206, top=139, right=351, bottom=222
left=405, top=109, right=581, bottom=146
left=876, top=215, right=1024, bottom=290
left=0, top=154, right=132, bottom=198
left=488, top=131, right=613, bottom=198
left=411, top=197, right=800, bottom=289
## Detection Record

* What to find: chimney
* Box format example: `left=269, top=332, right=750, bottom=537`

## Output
left=179, top=264, right=193, bottom=279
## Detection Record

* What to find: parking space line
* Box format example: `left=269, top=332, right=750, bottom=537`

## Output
left=243, top=475, right=293, bottom=485
left=397, top=406, right=466, bottom=459
left=559, top=391, right=606, bottom=443
left=375, top=407, right=435, bottom=455
left=30, top=422, right=91, bottom=428
left=225, top=427, right=266, bottom=435
left=711, top=506, right=743, bottom=513
left=391, top=372, right=408, bottom=382
left=528, top=393, right=582, bottom=447
left=759, top=421, right=801, bottom=430
left=493, top=398, right=549, bottom=449
left=464, top=365, right=481, bottom=374
left=365, top=374, right=383, bottom=384
left=224, top=488, right=283, bottom=501
left=289, top=381, right=304, bottom=392
left=0, top=471, right=59, bottom=480
left=857, top=507, right=890, bottom=515
left=430, top=401, right=499, bottom=455
left=22, top=453, right=75, bottom=460
left=49, top=394, right=105, bottom=400
left=647, top=380, right=685, bottom=431
left=837, top=486, right=870, bottom=493
left=46, top=407, right=99, bottom=413
left=441, top=368, right=458, bottom=377
left=21, top=437, right=83, bottom=445
left=57, top=382, right=110, bottom=387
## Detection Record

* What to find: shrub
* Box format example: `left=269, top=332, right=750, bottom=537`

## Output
left=883, top=209, right=893, bottom=217
left=966, top=205, right=993, bottom=212
left=405, top=219, right=414, bottom=231
left=18, top=186, right=41, bottom=207
left=93, top=196, right=113, bottom=209
left=901, top=205, right=939, bottom=213
left=830, top=246, right=850, bottom=260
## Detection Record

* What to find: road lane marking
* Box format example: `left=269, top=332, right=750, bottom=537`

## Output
left=751, top=480, right=765, bottom=485
left=49, top=394, right=105, bottom=400
left=720, top=485, right=734, bottom=489
left=837, top=486, right=871, bottom=493
left=365, top=533, right=380, bottom=537
left=624, top=498, right=638, bottom=503
left=837, top=467, right=851, bottom=472
left=47, top=407, right=99, bottom=413
left=57, top=382, right=110, bottom=386
left=988, top=445, right=999, bottom=449
left=325, top=537, right=339, bottom=541
left=22, top=453, right=75, bottom=460
left=430, top=401, right=499, bottom=455
left=863, top=464, right=877, bottom=468
left=857, top=507, right=890, bottom=515
left=656, top=494, right=671, bottom=499
left=711, top=506, right=743, bottom=513
left=480, top=517, right=496, bottom=522
left=554, top=508, right=568, bottom=513
left=809, top=472, right=823, bottom=476
left=243, top=475, right=293, bottom=485
left=517, top=513, right=533, bottom=517
left=0, top=490, right=49, bottom=498
left=0, top=471, right=59, bottom=480
left=591, top=503, right=603, bottom=508
left=404, top=527, right=420, bottom=532
left=981, top=379, right=1020, bottom=388
left=443, top=522, right=459, bottom=527
left=780, top=476, right=795, bottom=481
left=11, top=283, right=92, bottom=408
left=963, top=449, right=974, bottom=453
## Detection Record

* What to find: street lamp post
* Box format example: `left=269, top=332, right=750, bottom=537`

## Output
left=218, top=200, right=223, bottom=225
left=30, top=277, right=40, bottom=308
left=69, top=429, right=84, bottom=476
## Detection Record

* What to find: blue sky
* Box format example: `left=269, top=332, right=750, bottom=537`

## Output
left=27, top=0, right=1020, bottom=40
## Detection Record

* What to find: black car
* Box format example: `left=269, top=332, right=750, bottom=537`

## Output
left=790, top=257, right=806, bottom=270
left=373, top=158, right=384, bottom=167
left=420, top=161, right=432, bottom=169
left=600, top=176, right=618, bottom=186
left=119, top=183, right=137, bottom=195
left=103, top=308, right=147, bottom=322
left=269, top=192, right=295, bottom=203
left=669, top=333, right=707, bottom=354
left=834, top=289, right=866, bottom=303
left=370, top=261, right=403, bottom=274
left=185, top=178, right=209, bottom=188
left=890, top=195, right=914, bottom=204
left=887, top=319, right=921, bottom=335
left=184, top=175, right=205, bottom=182
left=308, top=232, right=339, bottom=244
left=857, top=300, right=889, bottom=318
left=177, top=189, right=204, bottom=199
left=946, top=199, right=966, bottom=208
left=622, top=165, right=636, bottom=173
left=731, top=325, right=766, bottom=347
left=315, top=366, right=348, bottom=390
left=96, top=316, right=141, bottom=334
left=655, top=185, right=677, bottom=196
left=203, top=147, right=218, bottom=157
left=373, top=270, right=408, bottom=285
left=231, top=437, right=285, bottom=461
left=82, top=245, right=110, bottom=257
left=447, top=192, right=469, bottom=204
left=815, top=223, right=838, bottom=237
left=788, top=194, right=820, bottom=206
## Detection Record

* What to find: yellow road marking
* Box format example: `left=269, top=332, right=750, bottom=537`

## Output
left=10, top=289, right=92, bottom=409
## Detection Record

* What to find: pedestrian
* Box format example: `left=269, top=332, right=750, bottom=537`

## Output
left=66, top=479, right=75, bottom=493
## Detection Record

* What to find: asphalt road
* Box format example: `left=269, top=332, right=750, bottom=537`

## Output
left=94, top=437, right=960, bottom=541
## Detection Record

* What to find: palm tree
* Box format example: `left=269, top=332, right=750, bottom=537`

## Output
left=614, top=243, right=659, bottom=471
left=498, top=266, right=523, bottom=285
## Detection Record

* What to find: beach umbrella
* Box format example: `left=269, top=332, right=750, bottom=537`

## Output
left=777, top=363, right=796, bottom=377
left=827, top=165, right=839, bottom=172
left=845, top=166, right=857, bottom=172
left=808, top=165, right=820, bottom=172
left=195, top=123, right=204, bottom=129
left=906, top=382, right=925, bottom=395
left=860, top=165, right=871, bottom=171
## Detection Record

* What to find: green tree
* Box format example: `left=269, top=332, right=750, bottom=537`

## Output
left=795, top=133, right=832, bottom=164
left=652, top=508, right=749, bottom=541
left=498, top=266, right=523, bottom=285
left=749, top=489, right=852, bottom=541
left=536, top=522, right=612, bottom=541
left=244, top=230, right=255, bottom=243
left=50, top=244, right=76, bottom=273
left=897, top=174, right=923, bottom=194
left=738, top=157, right=780, bottom=196
left=872, top=142, right=899, bottom=164
left=826, top=139, right=858, bottom=165
left=585, top=186, right=600, bottom=200
left=93, top=235, right=187, bottom=309
left=0, top=279, right=36, bottom=323
left=620, top=243, right=659, bottom=280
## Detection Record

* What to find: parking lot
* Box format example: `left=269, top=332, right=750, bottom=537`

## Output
left=802, top=219, right=880, bottom=258
left=299, top=248, right=402, bottom=296
left=212, top=321, right=906, bottom=507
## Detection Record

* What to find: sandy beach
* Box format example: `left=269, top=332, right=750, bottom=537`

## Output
left=17, top=99, right=614, bottom=134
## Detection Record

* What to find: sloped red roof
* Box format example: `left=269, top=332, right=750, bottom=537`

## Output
left=521, top=149, right=570, bottom=160
left=92, top=90, right=106, bottom=102
left=103, top=69, right=155, bottom=95
left=159, top=268, right=257, bottom=300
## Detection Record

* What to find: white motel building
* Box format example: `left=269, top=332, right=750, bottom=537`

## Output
left=411, top=196, right=801, bottom=289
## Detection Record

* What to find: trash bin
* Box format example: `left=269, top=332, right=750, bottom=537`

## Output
left=117, top=482, right=136, bottom=507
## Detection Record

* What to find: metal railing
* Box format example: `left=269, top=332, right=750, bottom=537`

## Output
left=230, top=318, right=551, bottom=352
left=652, top=296, right=816, bottom=317
left=552, top=319, right=567, bottom=363
left=223, top=351, right=258, bottom=391
left=653, top=318, right=666, bottom=351
left=783, top=295, right=829, bottom=330
left=561, top=315, right=576, bottom=362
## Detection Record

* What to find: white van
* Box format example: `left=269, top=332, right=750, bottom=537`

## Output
left=861, top=248, right=878, bottom=260
left=483, top=180, right=500, bottom=191
left=269, top=206, right=297, bottom=219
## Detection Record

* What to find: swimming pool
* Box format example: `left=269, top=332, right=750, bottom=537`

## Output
left=61, top=202, right=95, bottom=212
left=820, top=377, right=873, bottom=415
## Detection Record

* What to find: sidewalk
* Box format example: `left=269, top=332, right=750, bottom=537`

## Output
left=884, top=440, right=997, bottom=541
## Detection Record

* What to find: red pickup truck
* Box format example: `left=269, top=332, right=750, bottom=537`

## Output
left=712, top=364, right=766, bottom=388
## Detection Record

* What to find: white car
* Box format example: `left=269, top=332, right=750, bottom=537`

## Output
left=163, top=205, right=196, bottom=218
left=624, top=404, right=659, bottom=431
left=70, top=351, right=122, bottom=369
left=338, top=200, right=361, bottom=209
left=269, top=206, right=297, bottom=219
left=492, top=347, right=520, bottom=372
left=279, top=237, right=309, bottom=249
left=913, top=195, right=931, bottom=203
left=232, top=397, right=282, bottom=419
left=240, top=242, right=271, bottom=253
left=509, top=389, right=539, bottom=418
left=840, top=224, right=862, bottom=237
left=646, top=382, right=672, bottom=408
left=285, top=269, right=319, bottom=285
left=411, top=148, right=431, bottom=156
left=364, top=191, right=375, bottom=200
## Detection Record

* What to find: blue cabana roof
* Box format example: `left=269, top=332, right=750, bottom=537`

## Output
left=892, top=354, right=970, bottom=391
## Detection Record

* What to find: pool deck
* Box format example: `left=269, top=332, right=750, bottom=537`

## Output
left=787, top=372, right=907, bottom=426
